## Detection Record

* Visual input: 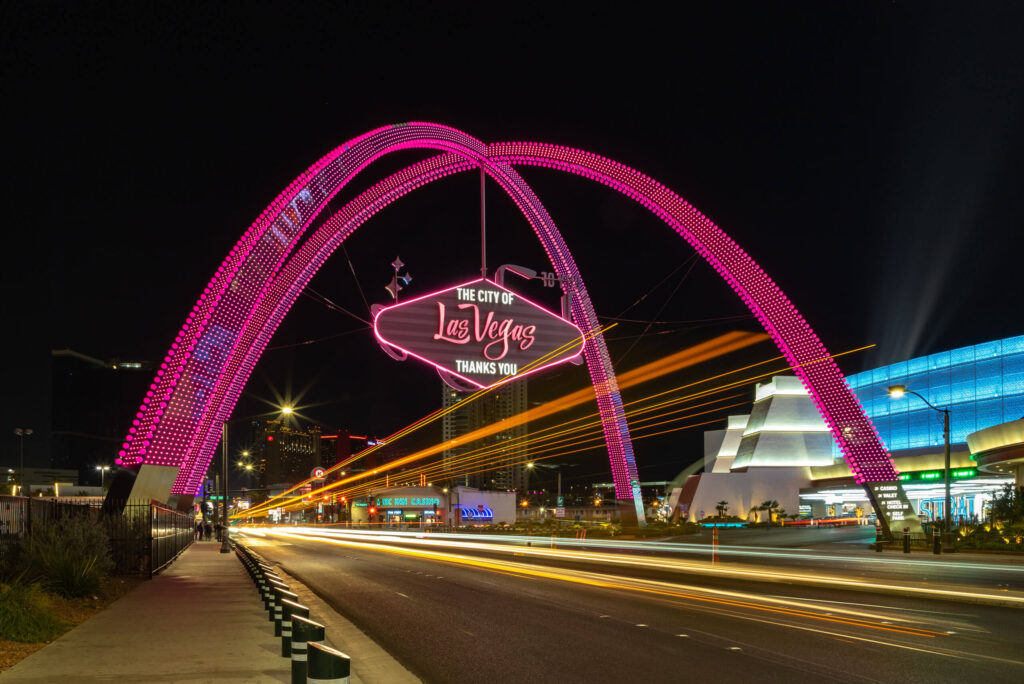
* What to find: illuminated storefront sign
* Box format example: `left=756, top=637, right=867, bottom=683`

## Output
left=374, top=278, right=584, bottom=389
left=378, top=496, right=440, bottom=507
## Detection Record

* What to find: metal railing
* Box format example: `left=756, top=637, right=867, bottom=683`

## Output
left=0, top=495, right=194, bottom=577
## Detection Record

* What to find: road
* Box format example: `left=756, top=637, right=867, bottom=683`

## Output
left=240, top=527, right=1024, bottom=683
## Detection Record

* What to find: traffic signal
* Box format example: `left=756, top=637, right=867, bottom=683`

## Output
left=369, top=507, right=376, bottom=515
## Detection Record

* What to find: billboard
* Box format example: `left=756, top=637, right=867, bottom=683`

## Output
left=373, top=277, right=584, bottom=390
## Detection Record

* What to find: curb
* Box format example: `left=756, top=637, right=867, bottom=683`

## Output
left=261, top=561, right=420, bottom=683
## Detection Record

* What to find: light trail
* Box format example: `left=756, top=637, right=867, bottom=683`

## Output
left=241, top=338, right=875, bottom=518
left=239, top=526, right=1024, bottom=609
left=240, top=526, right=1024, bottom=664
left=242, top=323, right=621, bottom=514
left=263, top=526, right=1024, bottom=575
left=241, top=331, right=767, bottom=517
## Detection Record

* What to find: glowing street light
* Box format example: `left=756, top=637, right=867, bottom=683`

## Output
left=13, top=428, right=32, bottom=494
left=95, top=465, right=111, bottom=490
left=888, top=384, right=952, bottom=551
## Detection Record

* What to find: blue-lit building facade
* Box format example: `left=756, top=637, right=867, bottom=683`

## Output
left=676, top=335, right=1023, bottom=524
left=805, top=335, right=1024, bottom=522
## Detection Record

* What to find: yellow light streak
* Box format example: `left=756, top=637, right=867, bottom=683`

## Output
left=242, top=331, right=766, bottom=517
left=247, top=529, right=962, bottom=638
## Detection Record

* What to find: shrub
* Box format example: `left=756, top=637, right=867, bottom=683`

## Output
left=20, top=514, right=115, bottom=597
left=0, top=581, right=69, bottom=642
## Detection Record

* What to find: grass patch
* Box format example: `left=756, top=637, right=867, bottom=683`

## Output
left=0, top=583, right=69, bottom=643
left=0, top=575, right=144, bottom=673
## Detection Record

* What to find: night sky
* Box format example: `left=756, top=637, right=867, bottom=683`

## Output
left=4, top=2, right=1023, bottom=486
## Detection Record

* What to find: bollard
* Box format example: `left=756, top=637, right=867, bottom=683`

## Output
left=874, top=527, right=885, bottom=552
left=712, top=525, right=719, bottom=565
left=280, top=598, right=309, bottom=657
left=290, top=615, right=325, bottom=684
left=307, top=642, right=351, bottom=684
left=267, top=579, right=288, bottom=617
left=273, top=586, right=299, bottom=636
left=933, top=530, right=941, bottom=555
left=902, top=527, right=911, bottom=554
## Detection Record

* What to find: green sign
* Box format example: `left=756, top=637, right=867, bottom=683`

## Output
left=898, top=468, right=977, bottom=482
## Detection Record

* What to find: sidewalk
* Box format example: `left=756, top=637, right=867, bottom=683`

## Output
left=0, top=542, right=369, bottom=683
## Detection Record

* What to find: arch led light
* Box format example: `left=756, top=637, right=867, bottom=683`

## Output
left=114, top=122, right=914, bottom=532
left=373, top=277, right=584, bottom=390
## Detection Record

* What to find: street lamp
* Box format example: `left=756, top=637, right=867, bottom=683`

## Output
left=14, top=428, right=33, bottom=495
left=95, top=465, right=111, bottom=490
left=888, top=384, right=953, bottom=551
left=220, top=405, right=291, bottom=552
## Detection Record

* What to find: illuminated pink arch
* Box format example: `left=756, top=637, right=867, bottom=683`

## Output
left=116, top=122, right=897, bottom=522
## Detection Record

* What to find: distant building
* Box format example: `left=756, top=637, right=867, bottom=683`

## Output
left=251, top=419, right=323, bottom=488
left=50, top=349, right=152, bottom=485
left=671, top=334, right=1024, bottom=524
left=440, top=378, right=528, bottom=491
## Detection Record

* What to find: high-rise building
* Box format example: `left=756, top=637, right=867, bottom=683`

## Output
left=441, top=378, right=528, bottom=491
left=251, top=419, right=323, bottom=488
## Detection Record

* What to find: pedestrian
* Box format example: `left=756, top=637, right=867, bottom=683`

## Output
left=204, top=521, right=212, bottom=541
left=195, top=521, right=203, bottom=541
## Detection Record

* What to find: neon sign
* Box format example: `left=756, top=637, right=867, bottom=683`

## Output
left=378, top=496, right=440, bottom=507
left=373, top=277, right=584, bottom=389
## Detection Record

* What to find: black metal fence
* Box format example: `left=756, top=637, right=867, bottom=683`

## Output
left=0, top=495, right=194, bottom=578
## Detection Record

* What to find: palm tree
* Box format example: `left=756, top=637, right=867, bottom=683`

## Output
left=758, top=500, right=773, bottom=527
left=715, top=500, right=729, bottom=519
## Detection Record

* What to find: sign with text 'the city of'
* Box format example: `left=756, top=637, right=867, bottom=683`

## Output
left=373, top=278, right=585, bottom=390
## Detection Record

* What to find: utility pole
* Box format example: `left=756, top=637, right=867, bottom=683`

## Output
left=221, top=421, right=230, bottom=553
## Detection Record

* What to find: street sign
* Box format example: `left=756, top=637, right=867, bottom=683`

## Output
left=310, top=467, right=326, bottom=480
left=373, top=277, right=584, bottom=390
left=556, top=495, right=564, bottom=507
left=555, top=507, right=565, bottom=518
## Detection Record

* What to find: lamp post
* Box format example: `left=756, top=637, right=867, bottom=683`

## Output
left=888, top=384, right=953, bottom=551
left=220, top=405, right=293, bottom=551
left=95, top=465, right=111, bottom=490
left=13, top=428, right=33, bottom=495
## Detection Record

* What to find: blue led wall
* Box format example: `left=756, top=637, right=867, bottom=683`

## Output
left=844, top=335, right=1024, bottom=452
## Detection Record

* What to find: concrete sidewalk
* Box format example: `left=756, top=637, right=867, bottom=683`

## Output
left=0, top=542, right=386, bottom=683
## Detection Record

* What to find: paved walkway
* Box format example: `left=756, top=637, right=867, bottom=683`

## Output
left=0, top=542, right=401, bottom=683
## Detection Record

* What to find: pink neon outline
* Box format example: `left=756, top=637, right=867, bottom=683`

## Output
left=118, top=122, right=898, bottom=522
left=372, top=277, right=585, bottom=390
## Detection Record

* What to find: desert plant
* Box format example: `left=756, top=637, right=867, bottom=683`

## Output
left=21, top=513, right=115, bottom=597
left=0, top=580, right=69, bottom=642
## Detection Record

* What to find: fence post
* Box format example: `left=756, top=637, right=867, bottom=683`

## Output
left=307, top=642, right=350, bottom=684
left=148, top=502, right=155, bottom=578
left=902, top=527, right=911, bottom=554
left=290, top=615, right=325, bottom=684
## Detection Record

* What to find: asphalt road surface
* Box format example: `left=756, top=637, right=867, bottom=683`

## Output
left=241, top=528, right=1024, bottom=683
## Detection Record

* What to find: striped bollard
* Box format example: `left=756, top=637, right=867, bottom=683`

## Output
left=290, top=615, right=325, bottom=684
left=280, top=598, right=308, bottom=657
left=267, top=579, right=288, bottom=619
left=307, top=642, right=350, bottom=684
left=273, top=587, right=299, bottom=636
